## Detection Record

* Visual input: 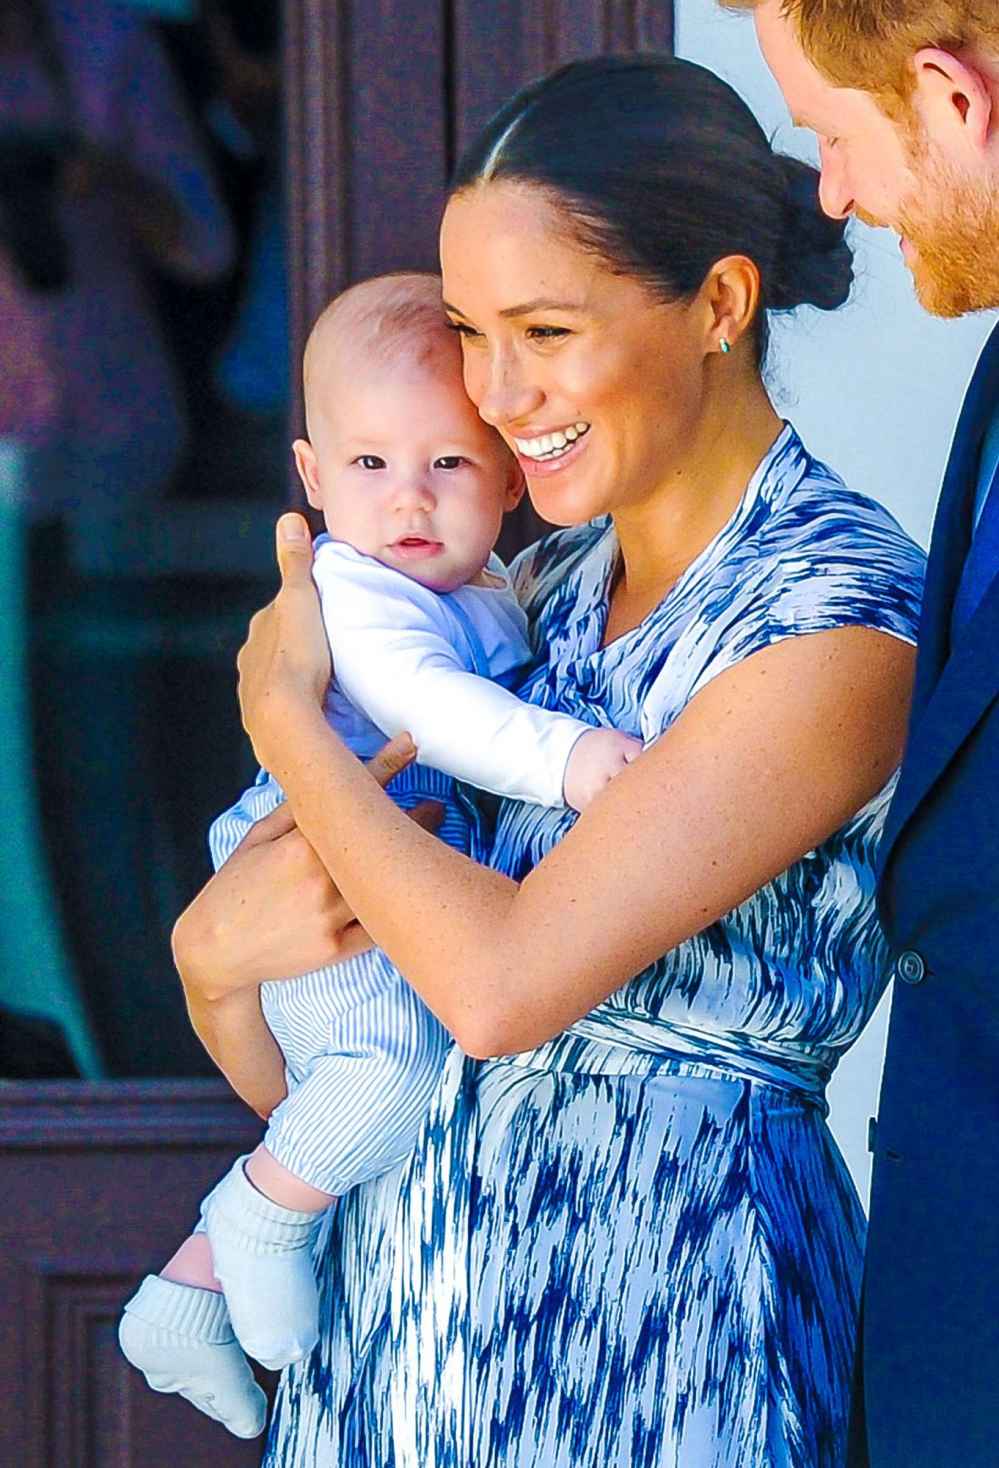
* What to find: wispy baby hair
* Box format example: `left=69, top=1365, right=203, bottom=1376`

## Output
left=302, top=272, right=452, bottom=433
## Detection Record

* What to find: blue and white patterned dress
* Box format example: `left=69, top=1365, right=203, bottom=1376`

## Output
left=264, top=425, right=924, bottom=1468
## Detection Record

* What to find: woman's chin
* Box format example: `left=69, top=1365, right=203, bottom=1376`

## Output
left=525, top=472, right=604, bottom=528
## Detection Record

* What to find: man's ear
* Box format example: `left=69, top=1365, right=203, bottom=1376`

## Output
left=292, top=438, right=323, bottom=510
left=912, top=47, right=994, bottom=157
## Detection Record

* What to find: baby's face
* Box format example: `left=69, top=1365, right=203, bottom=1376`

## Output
left=299, top=351, right=522, bottom=593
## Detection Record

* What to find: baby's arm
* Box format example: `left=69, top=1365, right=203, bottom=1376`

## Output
left=320, top=554, right=641, bottom=810
left=562, top=726, right=641, bottom=810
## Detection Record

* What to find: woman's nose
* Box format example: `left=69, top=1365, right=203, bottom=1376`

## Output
left=474, top=353, right=544, bottom=430
left=817, top=140, right=855, bottom=221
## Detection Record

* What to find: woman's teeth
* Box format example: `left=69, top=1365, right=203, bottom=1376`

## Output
left=514, top=422, right=590, bottom=461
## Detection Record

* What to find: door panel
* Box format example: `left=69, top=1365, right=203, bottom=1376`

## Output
left=0, top=1082, right=263, bottom=1467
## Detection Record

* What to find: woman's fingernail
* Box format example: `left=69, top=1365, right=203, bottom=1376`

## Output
left=279, top=513, right=308, bottom=541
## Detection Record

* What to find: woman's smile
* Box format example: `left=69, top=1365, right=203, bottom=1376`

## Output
left=511, top=421, right=592, bottom=476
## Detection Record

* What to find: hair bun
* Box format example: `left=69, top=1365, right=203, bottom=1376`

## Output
left=771, top=154, right=853, bottom=312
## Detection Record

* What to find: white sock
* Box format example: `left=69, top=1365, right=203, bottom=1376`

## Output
left=201, top=1156, right=323, bottom=1371
left=119, top=1274, right=267, bottom=1439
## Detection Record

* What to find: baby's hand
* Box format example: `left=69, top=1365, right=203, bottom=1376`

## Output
left=563, top=728, right=643, bottom=812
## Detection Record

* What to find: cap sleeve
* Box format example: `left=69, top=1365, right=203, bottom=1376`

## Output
left=638, top=482, right=925, bottom=742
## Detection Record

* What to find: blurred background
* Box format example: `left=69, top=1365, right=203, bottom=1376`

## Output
left=0, top=3, right=995, bottom=1463
left=0, top=0, right=287, bottom=1081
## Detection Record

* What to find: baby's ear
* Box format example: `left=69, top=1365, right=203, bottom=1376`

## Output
left=503, top=460, right=527, bottom=511
left=292, top=439, right=323, bottom=510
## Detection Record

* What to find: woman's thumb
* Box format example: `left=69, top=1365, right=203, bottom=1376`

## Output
left=276, top=512, right=315, bottom=585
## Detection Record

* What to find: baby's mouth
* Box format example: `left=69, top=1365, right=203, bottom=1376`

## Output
left=391, top=536, right=444, bottom=559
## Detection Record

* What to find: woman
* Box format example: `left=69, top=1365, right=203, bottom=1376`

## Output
left=176, top=57, right=923, bottom=1468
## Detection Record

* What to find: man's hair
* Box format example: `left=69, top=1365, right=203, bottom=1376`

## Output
left=721, top=2, right=999, bottom=112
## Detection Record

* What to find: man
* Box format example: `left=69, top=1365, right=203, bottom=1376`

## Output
left=721, top=3, right=999, bottom=1465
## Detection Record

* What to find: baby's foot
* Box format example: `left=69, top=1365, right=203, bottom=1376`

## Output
left=119, top=1274, right=267, bottom=1439
left=202, top=1156, right=323, bottom=1370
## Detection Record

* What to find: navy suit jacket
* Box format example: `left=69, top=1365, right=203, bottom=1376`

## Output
left=856, top=320, right=999, bottom=1468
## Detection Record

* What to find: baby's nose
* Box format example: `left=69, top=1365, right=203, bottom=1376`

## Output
left=393, top=473, right=436, bottom=508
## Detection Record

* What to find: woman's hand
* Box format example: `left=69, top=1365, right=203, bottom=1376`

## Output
left=237, top=513, right=331, bottom=770
left=172, top=735, right=436, bottom=1002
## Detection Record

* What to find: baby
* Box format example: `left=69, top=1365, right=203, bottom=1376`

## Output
left=119, top=272, right=640, bottom=1437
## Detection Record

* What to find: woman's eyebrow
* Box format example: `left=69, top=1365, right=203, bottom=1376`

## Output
left=497, top=297, right=587, bottom=317
left=443, top=297, right=587, bottom=319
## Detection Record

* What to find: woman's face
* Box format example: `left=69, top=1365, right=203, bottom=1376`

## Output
left=440, top=181, right=710, bottom=527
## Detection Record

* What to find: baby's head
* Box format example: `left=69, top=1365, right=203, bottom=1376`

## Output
left=293, top=272, right=523, bottom=593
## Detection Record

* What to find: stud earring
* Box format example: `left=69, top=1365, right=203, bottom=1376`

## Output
left=719, top=338, right=731, bottom=355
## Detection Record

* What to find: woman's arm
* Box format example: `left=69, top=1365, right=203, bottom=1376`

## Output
left=241, top=517, right=916, bottom=1059
left=172, top=736, right=441, bottom=1109
left=181, top=982, right=287, bottom=1120
left=172, top=801, right=377, bottom=1001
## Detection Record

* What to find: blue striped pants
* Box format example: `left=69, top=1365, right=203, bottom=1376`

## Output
left=208, top=763, right=467, bottom=1194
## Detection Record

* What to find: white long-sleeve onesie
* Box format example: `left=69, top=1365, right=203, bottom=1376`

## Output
left=207, top=537, right=593, bottom=1195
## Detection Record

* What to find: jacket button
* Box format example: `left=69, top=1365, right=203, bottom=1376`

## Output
left=896, top=950, right=926, bottom=985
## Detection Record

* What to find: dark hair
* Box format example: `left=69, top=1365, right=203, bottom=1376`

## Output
left=450, top=55, right=853, bottom=366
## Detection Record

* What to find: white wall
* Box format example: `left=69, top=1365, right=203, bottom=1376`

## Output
left=675, top=0, right=998, bottom=1205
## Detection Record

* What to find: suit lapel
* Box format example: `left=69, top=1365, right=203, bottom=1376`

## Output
left=880, top=573, right=999, bottom=872
left=879, top=323, right=999, bottom=875
left=908, top=418, right=980, bottom=719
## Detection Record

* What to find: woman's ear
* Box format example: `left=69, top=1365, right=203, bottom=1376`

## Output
left=703, top=255, right=761, bottom=358
left=292, top=438, right=324, bottom=510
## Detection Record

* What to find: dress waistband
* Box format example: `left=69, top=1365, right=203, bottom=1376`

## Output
left=478, top=1029, right=831, bottom=1114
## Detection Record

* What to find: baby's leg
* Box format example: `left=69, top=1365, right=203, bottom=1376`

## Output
left=203, top=958, right=451, bottom=1370
left=161, top=1231, right=222, bottom=1290
left=199, top=1149, right=331, bottom=1371
left=119, top=1228, right=267, bottom=1439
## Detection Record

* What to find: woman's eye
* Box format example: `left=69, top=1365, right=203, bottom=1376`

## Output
left=434, top=456, right=466, bottom=471
left=526, top=326, right=569, bottom=342
left=447, top=321, right=481, bottom=340
left=355, top=455, right=386, bottom=470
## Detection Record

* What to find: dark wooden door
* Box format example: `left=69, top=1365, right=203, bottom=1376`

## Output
left=0, top=1083, right=263, bottom=1468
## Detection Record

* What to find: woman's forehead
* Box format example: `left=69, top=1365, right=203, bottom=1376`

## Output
left=441, top=184, right=606, bottom=305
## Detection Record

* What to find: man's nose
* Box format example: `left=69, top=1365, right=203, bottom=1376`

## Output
left=817, top=141, right=855, bottom=220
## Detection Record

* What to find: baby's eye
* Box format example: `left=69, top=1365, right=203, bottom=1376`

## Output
left=434, top=456, right=467, bottom=471
left=354, top=455, right=386, bottom=470
left=526, top=325, right=570, bottom=341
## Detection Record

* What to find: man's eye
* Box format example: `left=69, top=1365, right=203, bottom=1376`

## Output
left=434, top=456, right=466, bottom=470
left=527, top=326, right=569, bottom=341
left=355, top=455, right=386, bottom=470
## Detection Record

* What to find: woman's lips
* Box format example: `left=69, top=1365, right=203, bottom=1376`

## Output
left=391, top=537, right=444, bottom=560
left=514, top=428, right=591, bottom=478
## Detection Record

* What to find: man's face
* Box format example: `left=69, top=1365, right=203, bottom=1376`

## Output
left=754, top=0, right=999, bottom=317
